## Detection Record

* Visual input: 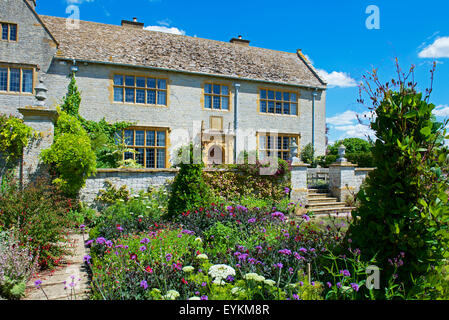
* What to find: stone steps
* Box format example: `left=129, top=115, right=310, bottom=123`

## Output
left=305, top=189, right=355, bottom=216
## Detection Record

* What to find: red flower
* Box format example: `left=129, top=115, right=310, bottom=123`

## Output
left=146, top=266, right=153, bottom=273
left=181, top=278, right=188, bottom=285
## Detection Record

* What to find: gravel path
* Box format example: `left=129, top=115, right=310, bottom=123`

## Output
left=24, top=232, right=91, bottom=300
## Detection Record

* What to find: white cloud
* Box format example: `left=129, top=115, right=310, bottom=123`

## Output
left=66, top=0, right=94, bottom=4
left=316, top=69, right=358, bottom=88
left=144, top=25, right=186, bottom=35
left=418, top=37, right=449, bottom=58
left=433, top=105, right=449, bottom=117
left=327, top=110, right=376, bottom=141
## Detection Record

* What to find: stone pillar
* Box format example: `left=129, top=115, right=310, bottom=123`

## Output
left=18, top=107, right=58, bottom=184
left=329, top=161, right=357, bottom=202
left=290, top=163, right=310, bottom=206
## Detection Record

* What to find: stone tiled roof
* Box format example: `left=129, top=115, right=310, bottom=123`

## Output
left=40, top=15, right=326, bottom=88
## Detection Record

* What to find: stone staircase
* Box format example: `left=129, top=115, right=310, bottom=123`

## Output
left=305, top=188, right=355, bottom=216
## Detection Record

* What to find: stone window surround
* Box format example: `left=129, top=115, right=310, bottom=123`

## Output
left=257, top=131, right=300, bottom=160
left=0, top=63, right=35, bottom=95
left=111, top=72, right=169, bottom=107
left=203, top=82, right=231, bottom=111
left=122, top=126, right=170, bottom=169
left=258, top=87, right=300, bottom=117
left=1, top=21, right=18, bottom=42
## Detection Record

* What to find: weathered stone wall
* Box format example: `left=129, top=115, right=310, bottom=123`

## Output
left=0, top=0, right=58, bottom=117
left=80, top=168, right=178, bottom=205
left=354, top=168, right=374, bottom=193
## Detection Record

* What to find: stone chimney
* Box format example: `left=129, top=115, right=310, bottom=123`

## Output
left=26, top=0, right=37, bottom=9
left=230, top=35, right=250, bottom=46
left=121, top=17, right=144, bottom=29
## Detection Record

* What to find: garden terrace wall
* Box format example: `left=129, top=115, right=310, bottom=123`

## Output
left=354, top=168, right=375, bottom=193
left=80, top=168, right=179, bottom=205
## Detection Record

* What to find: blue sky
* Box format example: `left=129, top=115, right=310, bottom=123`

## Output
left=37, top=0, right=449, bottom=144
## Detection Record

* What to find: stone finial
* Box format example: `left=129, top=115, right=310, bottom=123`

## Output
left=35, top=78, right=48, bottom=107
left=289, top=139, right=301, bottom=164
left=337, top=144, right=347, bottom=162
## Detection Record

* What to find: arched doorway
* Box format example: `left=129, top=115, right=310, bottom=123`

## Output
left=207, top=144, right=224, bottom=165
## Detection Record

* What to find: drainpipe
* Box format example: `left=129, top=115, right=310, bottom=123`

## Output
left=234, top=83, right=240, bottom=163
left=312, top=89, right=318, bottom=157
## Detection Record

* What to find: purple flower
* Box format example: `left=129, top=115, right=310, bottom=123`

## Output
left=85, top=240, right=94, bottom=246
left=327, top=282, right=332, bottom=288
left=350, top=283, right=360, bottom=292
left=284, top=187, right=290, bottom=194
left=271, top=211, right=285, bottom=221
left=96, top=237, right=106, bottom=244
left=292, top=293, right=299, bottom=300
left=340, top=269, right=351, bottom=277
left=302, top=214, right=310, bottom=222
left=139, top=246, right=147, bottom=252
left=117, top=226, right=124, bottom=232
left=34, top=279, right=42, bottom=288
left=140, top=238, right=150, bottom=244
left=299, top=281, right=304, bottom=287
left=248, top=218, right=256, bottom=224
left=278, top=249, right=292, bottom=256
left=140, top=280, right=148, bottom=290
left=105, top=240, right=113, bottom=248
left=201, top=282, right=207, bottom=287
left=299, top=247, right=307, bottom=253
left=79, top=224, right=86, bottom=230
left=201, top=295, right=208, bottom=300
left=83, top=254, right=91, bottom=264
left=226, top=276, right=235, bottom=282
left=273, top=263, right=283, bottom=269
left=288, top=267, right=294, bottom=275
left=166, top=253, right=173, bottom=262
left=337, top=282, right=342, bottom=288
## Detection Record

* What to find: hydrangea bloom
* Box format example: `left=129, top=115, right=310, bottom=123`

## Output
left=196, top=254, right=208, bottom=260
left=163, top=290, right=180, bottom=300
left=182, top=266, right=194, bottom=273
left=244, top=273, right=265, bottom=282
left=208, top=264, right=236, bottom=282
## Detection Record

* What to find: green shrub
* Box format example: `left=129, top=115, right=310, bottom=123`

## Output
left=167, top=144, right=211, bottom=218
left=0, top=114, right=33, bottom=163
left=301, top=143, right=315, bottom=165
left=328, top=138, right=372, bottom=155
left=41, top=110, right=97, bottom=197
left=0, top=177, right=74, bottom=269
left=347, top=64, right=449, bottom=293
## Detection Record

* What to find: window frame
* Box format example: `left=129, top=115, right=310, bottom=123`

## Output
left=257, top=132, right=300, bottom=161
left=202, top=81, right=231, bottom=112
left=0, top=64, right=35, bottom=95
left=112, top=72, right=169, bottom=107
left=0, top=22, right=18, bottom=42
left=121, top=127, right=170, bottom=169
left=258, top=87, right=299, bottom=116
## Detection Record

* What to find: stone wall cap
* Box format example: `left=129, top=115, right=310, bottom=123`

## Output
left=355, top=167, right=376, bottom=171
left=96, top=168, right=179, bottom=173
left=18, top=107, right=59, bottom=122
left=329, top=162, right=358, bottom=167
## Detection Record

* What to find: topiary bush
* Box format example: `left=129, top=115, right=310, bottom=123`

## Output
left=167, top=144, right=211, bottom=219
left=346, top=63, right=449, bottom=294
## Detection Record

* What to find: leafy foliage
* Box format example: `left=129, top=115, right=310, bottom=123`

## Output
left=0, top=114, right=33, bottom=163
left=60, top=74, right=81, bottom=117
left=347, top=63, right=449, bottom=293
left=41, top=110, right=97, bottom=196
left=301, top=143, right=315, bottom=165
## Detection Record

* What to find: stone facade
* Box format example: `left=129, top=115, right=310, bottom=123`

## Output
left=328, top=163, right=375, bottom=202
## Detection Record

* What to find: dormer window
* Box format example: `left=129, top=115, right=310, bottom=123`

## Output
left=1, top=23, right=18, bottom=42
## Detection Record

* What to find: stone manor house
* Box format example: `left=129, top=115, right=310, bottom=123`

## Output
left=1, top=0, right=327, bottom=169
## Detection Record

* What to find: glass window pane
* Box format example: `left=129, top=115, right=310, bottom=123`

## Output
left=268, top=90, right=274, bottom=100
left=157, top=79, right=166, bottom=89
left=114, top=87, right=123, bottom=102
left=283, top=137, right=289, bottom=150
left=213, top=84, right=220, bottom=95
left=283, top=152, right=288, bottom=160
left=277, top=137, right=282, bottom=149
left=221, top=97, right=229, bottom=110
left=213, top=96, right=221, bottom=109
left=221, top=86, right=229, bottom=95
left=124, top=151, right=134, bottom=161
left=113, top=75, right=123, bottom=86
left=125, top=88, right=135, bottom=103
left=277, top=151, right=282, bottom=159
left=157, top=149, right=165, bottom=168
left=1, top=24, right=8, bottom=41
left=135, top=130, right=145, bottom=146
left=204, top=95, right=212, bottom=109
left=283, top=92, right=290, bottom=101
left=276, top=102, right=282, bottom=114
left=147, top=90, right=156, bottom=104
left=276, top=91, right=282, bottom=101
left=157, top=131, right=166, bottom=146
left=136, top=89, right=145, bottom=103
left=147, top=78, right=156, bottom=88
left=260, top=90, right=267, bottom=100
left=291, top=93, right=297, bottom=102
left=22, top=69, right=33, bottom=93
left=291, top=103, right=297, bottom=115
left=157, top=91, right=167, bottom=105
left=125, top=76, right=135, bottom=86
left=124, top=130, right=134, bottom=145
left=259, top=135, right=266, bottom=149
left=146, top=149, right=155, bottom=168
left=9, top=25, right=17, bottom=41
left=205, top=84, right=212, bottom=94
left=136, top=77, right=145, bottom=88
left=0, top=68, right=8, bottom=91
left=283, top=103, right=290, bottom=115
left=146, top=131, right=155, bottom=146
left=260, top=100, right=267, bottom=113
left=135, top=148, right=144, bottom=166
left=268, top=101, right=275, bottom=113
left=9, top=68, right=20, bottom=92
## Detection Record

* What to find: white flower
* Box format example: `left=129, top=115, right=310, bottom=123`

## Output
left=182, top=266, right=194, bottom=273
left=244, top=273, right=265, bottom=282
left=264, top=279, right=276, bottom=287
left=163, top=290, right=180, bottom=300
left=208, top=264, right=236, bottom=281
left=189, top=297, right=201, bottom=300
left=212, top=278, right=226, bottom=285
left=196, top=254, right=208, bottom=260
left=194, top=237, right=203, bottom=243
left=231, top=287, right=245, bottom=295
